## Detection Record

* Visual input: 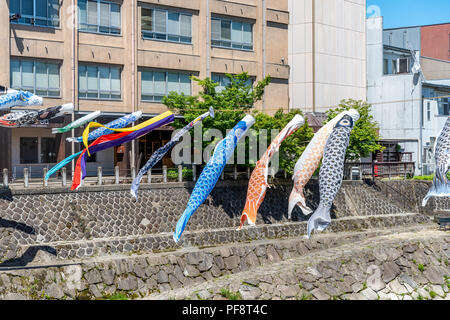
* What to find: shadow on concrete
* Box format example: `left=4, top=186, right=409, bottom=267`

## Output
left=0, top=246, right=57, bottom=268
left=0, top=187, right=13, bottom=201
left=0, top=218, right=36, bottom=235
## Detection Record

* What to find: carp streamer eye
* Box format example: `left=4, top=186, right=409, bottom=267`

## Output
left=340, top=119, right=351, bottom=126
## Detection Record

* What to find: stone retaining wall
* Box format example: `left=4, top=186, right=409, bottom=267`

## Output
left=0, top=226, right=447, bottom=300
left=0, top=179, right=441, bottom=262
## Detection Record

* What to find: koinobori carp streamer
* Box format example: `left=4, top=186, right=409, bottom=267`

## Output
left=238, top=114, right=305, bottom=229
left=0, top=86, right=43, bottom=110
left=422, top=116, right=450, bottom=206
left=173, top=115, right=255, bottom=243
left=71, top=111, right=175, bottom=190
left=52, top=111, right=102, bottom=134
left=306, top=114, right=358, bottom=239
left=130, top=107, right=214, bottom=200
left=81, top=111, right=173, bottom=156
left=288, top=109, right=360, bottom=218
left=0, top=103, right=74, bottom=127
left=66, top=111, right=143, bottom=143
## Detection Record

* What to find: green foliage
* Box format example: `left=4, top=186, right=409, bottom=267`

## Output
left=412, top=173, right=450, bottom=180
left=429, top=291, right=437, bottom=299
left=418, top=264, right=425, bottom=272
left=325, top=99, right=383, bottom=161
left=105, top=293, right=129, bottom=300
left=220, top=288, right=242, bottom=300
left=167, top=168, right=193, bottom=180
left=251, top=109, right=314, bottom=174
left=163, top=72, right=271, bottom=144
left=163, top=72, right=314, bottom=172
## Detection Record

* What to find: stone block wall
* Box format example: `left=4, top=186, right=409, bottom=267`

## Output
left=0, top=227, right=448, bottom=300
left=0, top=179, right=438, bottom=262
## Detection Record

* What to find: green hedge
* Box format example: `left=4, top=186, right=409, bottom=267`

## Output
left=167, top=168, right=193, bottom=180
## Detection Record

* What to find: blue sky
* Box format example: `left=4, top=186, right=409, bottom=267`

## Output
left=367, top=0, right=450, bottom=29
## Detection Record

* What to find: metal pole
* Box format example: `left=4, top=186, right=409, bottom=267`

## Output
left=62, top=167, right=67, bottom=187
left=43, top=168, right=48, bottom=187
left=192, top=165, right=196, bottom=182
left=178, top=165, right=183, bottom=182
left=163, top=165, right=167, bottom=183
left=97, top=167, right=102, bottom=185
left=23, top=168, right=29, bottom=188
left=3, top=168, right=8, bottom=187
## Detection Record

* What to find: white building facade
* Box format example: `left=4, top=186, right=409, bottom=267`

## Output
left=288, top=0, right=367, bottom=112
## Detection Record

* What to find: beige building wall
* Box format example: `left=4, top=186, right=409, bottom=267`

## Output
left=7, top=0, right=289, bottom=115
left=3, top=0, right=289, bottom=172
left=421, top=57, right=450, bottom=80
left=289, top=0, right=367, bottom=113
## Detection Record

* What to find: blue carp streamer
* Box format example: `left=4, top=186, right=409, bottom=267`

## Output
left=66, top=111, right=143, bottom=143
left=173, top=115, right=255, bottom=243
left=44, top=151, right=82, bottom=181
left=0, top=87, right=43, bottom=110
left=130, top=107, right=214, bottom=200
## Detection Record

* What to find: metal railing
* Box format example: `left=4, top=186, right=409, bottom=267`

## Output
left=344, top=162, right=416, bottom=180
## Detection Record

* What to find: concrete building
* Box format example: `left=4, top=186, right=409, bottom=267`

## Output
left=288, top=0, right=367, bottom=113
left=0, top=0, right=290, bottom=178
left=367, top=16, right=450, bottom=176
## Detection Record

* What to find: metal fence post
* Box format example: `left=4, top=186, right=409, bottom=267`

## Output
left=192, top=165, right=196, bottom=182
left=247, top=167, right=250, bottom=179
left=62, top=167, right=67, bottom=187
left=43, top=168, right=48, bottom=187
left=97, top=167, right=102, bottom=185
left=163, top=165, right=167, bottom=183
left=147, top=168, right=152, bottom=184
left=131, top=166, right=136, bottom=181
left=178, top=165, right=183, bottom=182
left=233, top=164, right=237, bottom=180
left=23, top=168, right=29, bottom=188
left=3, top=168, right=8, bottom=187
left=115, top=166, right=120, bottom=184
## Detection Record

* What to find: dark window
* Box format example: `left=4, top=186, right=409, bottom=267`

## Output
left=87, top=153, right=97, bottom=162
left=10, top=0, right=60, bottom=28
left=40, top=137, right=57, bottom=163
left=398, top=58, right=409, bottom=73
left=20, top=137, right=39, bottom=164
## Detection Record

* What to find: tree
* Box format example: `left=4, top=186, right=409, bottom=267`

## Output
left=163, top=72, right=314, bottom=172
left=251, top=109, right=314, bottom=174
left=163, top=72, right=271, bottom=140
left=325, top=99, right=383, bottom=161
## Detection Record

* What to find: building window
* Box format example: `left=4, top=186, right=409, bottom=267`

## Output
left=438, top=99, right=449, bottom=116
left=78, top=0, right=121, bottom=35
left=10, top=59, right=60, bottom=97
left=10, top=0, right=60, bottom=27
left=20, top=137, right=39, bottom=164
left=427, top=102, right=431, bottom=121
left=398, top=58, right=409, bottom=74
left=141, top=8, right=192, bottom=44
left=211, top=74, right=253, bottom=93
left=78, top=64, right=121, bottom=100
left=40, top=137, right=57, bottom=163
left=211, top=18, right=253, bottom=51
left=141, top=70, right=191, bottom=102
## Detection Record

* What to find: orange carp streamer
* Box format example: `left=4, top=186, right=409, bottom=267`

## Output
left=238, top=114, right=305, bottom=229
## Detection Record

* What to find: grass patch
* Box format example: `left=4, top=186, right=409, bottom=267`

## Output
left=220, top=288, right=241, bottom=300
left=429, top=291, right=437, bottom=299
left=105, top=293, right=129, bottom=300
left=418, top=264, right=425, bottom=272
